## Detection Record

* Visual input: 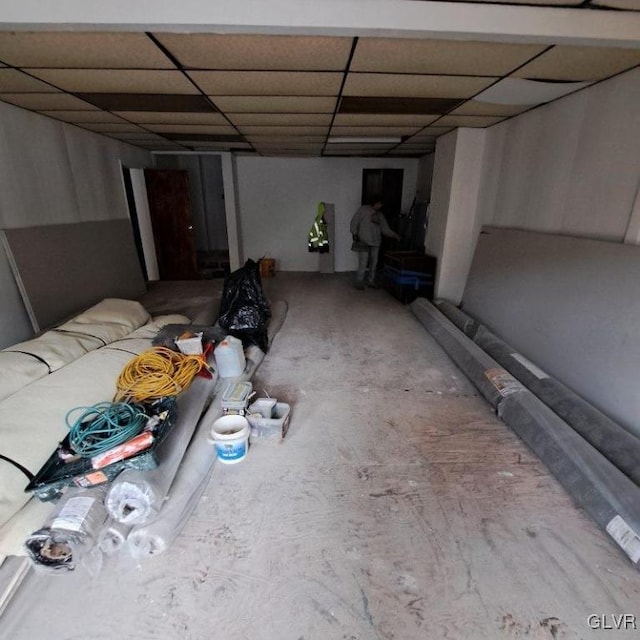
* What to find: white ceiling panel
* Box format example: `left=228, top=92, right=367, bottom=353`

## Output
left=155, top=34, right=352, bottom=70
left=246, top=136, right=327, bottom=144
left=333, top=113, right=439, bottom=126
left=351, top=38, right=546, bottom=76
left=514, top=46, right=640, bottom=81
left=330, top=126, right=422, bottom=136
left=0, top=32, right=174, bottom=68
left=41, top=110, right=128, bottom=123
left=343, top=74, right=496, bottom=98
left=212, top=96, right=337, bottom=113
left=114, top=111, right=229, bottom=125
left=0, top=69, right=59, bottom=92
left=228, top=113, right=332, bottom=126
left=190, top=71, right=342, bottom=96
left=239, top=125, right=328, bottom=136
left=0, top=92, right=98, bottom=110
left=145, top=124, right=238, bottom=134
left=80, top=123, right=149, bottom=133
left=26, top=69, right=198, bottom=94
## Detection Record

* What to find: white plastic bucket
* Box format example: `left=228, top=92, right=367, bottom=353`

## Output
left=209, top=414, right=250, bottom=464
left=214, top=336, right=246, bottom=377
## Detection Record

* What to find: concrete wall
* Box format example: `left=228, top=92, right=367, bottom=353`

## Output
left=0, top=100, right=151, bottom=348
left=234, top=156, right=418, bottom=272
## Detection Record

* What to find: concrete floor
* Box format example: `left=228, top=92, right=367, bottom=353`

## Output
left=2, top=273, right=639, bottom=639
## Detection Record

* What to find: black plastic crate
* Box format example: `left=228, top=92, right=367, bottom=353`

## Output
left=25, top=398, right=178, bottom=502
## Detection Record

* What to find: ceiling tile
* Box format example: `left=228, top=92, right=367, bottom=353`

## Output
left=109, top=133, right=168, bottom=141
left=165, top=133, right=244, bottom=142
left=80, top=94, right=213, bottom=112
left=333, top=113, right=439, bottom=126
left=246, top=135, right=327, bottom=144
left=212, top=96, right=336, bottom=113
left=0, top=69, right=59, bottom=92
left=228, top=113, right=332, bottom=126
left=155, top=34, right=352, bottom=70
left=146, top=124, right=238, bottom=134
left=0, top=32, right=174, bottom=68
left=26, top=69, right=198, bottom=94
left=115, top=111, right=228, bottom=124
left=408, top=127, right=455, bottom=138
left=138, top=141, right=187, bottom=150
left=325, top=149, right=389, bottom=156
left=450, top=101, right=529, bottom=116
left=80, top=123, right=150, bottom=133
left=0, top=92, right=98, bottom=110
left=325, top=144, right=395, bottom=152
left=436, top=115, right=506, bottom=127
left=41, top=110, right=128, bottom=123
left=330, top=126, right=421, bottom=136
left=189, top=71, right=342, bottom=96
left=238, top=125, right=328, bottom=136
left=253, top=142, right=324, bottom=149
left=351, top=38, right=546, bottom=76
left=189, top=142, right=253, bottom=149
left=339, top=96, right=462, bottom=114
left=514, top=46, right=640, bottom=81
left=343, top=74, right=496, bottom=98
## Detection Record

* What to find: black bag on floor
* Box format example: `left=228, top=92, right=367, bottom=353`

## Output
left=217, top=259, right=271, bottom=352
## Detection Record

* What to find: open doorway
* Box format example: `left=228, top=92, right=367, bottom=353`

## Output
left=153, top=154, right=230, bottom=279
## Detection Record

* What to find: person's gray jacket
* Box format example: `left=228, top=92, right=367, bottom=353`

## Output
left=350, top=205, right=400, bottom=247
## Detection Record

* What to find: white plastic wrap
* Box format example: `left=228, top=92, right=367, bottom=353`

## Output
left=97, top=519, right=133, bottom=556
left=105, top=371, right=217, bottom=525
left=127, top=301, right=288, bottom=558
left=24, top=486, right=108, bottom=573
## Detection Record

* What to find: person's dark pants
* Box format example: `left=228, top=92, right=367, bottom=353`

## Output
left=356, top=246, right=379, bottom=285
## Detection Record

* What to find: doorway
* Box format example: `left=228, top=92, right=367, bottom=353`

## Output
left=361, top=168, right=404, bottom=271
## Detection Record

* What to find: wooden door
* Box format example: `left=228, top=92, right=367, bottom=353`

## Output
left=144, top=169, right=199, bottom=280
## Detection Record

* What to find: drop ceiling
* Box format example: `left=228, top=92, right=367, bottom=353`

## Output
left=0, top=0, right=639, bottom=157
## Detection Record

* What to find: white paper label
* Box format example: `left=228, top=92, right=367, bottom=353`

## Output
left=511, top=353, right=549, bottom=380
left=606, top=515, right=640, bottom=564
left=51, top=497, right=95, bottom=533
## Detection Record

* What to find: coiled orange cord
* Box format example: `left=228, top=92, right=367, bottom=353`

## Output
left=114, top=347, right=207, bottom=403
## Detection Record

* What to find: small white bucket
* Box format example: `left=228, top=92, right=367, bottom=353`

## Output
left=209, top=415, right=250, bottom=464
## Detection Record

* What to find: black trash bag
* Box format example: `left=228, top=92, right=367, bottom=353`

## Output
left=217, top=259, right=271, bottom=352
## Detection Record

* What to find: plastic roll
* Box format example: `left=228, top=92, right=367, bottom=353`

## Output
left=128, top=301, right=288, bottom=558
left=106, top=371, right=217, bottom=525
left=97, top=519, right=132, bottom=556
left=24, top=485, right=108, bottom=573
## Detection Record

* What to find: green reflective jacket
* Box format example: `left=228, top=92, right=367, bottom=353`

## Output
left=308, top=202, right=330, bottom=253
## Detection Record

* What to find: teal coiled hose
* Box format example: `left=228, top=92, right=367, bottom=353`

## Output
left=66, top=402, right=148, bottom=458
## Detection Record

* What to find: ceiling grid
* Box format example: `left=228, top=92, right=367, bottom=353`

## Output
left=0, top=2, right=638, bottom=157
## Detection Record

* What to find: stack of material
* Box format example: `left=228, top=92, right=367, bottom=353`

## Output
left=411, top=298, right=640, bottom=569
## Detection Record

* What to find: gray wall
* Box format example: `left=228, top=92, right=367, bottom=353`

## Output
left=463, top=228, right=640, bottom=437
left=0, top=100, right=151, bottom=348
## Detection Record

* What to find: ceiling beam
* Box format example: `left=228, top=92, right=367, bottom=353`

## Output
left=0, top=0, right=639, bottom=49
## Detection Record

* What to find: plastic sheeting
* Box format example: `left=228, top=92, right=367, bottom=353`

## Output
left=127, top=301, right=287, bottom=558
left=105, top=371, right=217, bottom=526
left=24, top=486, right=108, bottom=573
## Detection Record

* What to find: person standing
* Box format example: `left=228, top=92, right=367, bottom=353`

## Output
left=350, top=199, right=400, bottom=289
